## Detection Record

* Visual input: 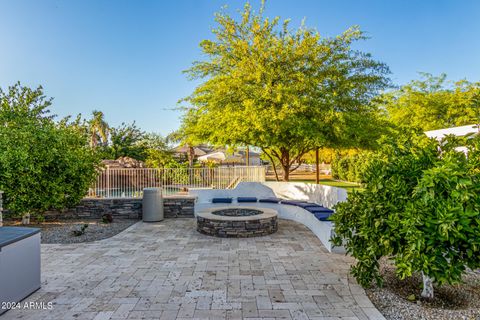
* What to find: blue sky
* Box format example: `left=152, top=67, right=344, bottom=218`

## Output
left=1, top=0, right=479, bottom=135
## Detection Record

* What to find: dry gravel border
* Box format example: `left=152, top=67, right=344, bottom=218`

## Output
left=365, top=260, right=480, bottom=320
left=5, top=219, right=138, bottom=244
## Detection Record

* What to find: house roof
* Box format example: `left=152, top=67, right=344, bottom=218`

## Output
left=102, top=157, right=146, bottom=168
left=235, top=149, right=260, bottom=157
left=198, top=151, right=242, bottom=162
left=425, top=124, right=479, bottom=140
left=173, top=145, right=211, bottom=156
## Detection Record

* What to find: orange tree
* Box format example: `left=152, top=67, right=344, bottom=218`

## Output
left=332, top=130, right=480, bottom=299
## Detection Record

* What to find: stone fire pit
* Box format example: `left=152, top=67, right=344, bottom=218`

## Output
left=196, top=206, right=278, bottom=238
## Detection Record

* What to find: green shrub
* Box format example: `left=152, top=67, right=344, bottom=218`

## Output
left=333, top=154, right=348, bottom=181
left=0, top=83, right=101, bottom=221
left=331, top=131, right=480, bottom=298
left=346, top=155, right=357, bottom=182
left=331, top=151, right=373, bottom=183
left=354, top=152, right=374, bottom=183
left=331, top=154, right=340, bottom=179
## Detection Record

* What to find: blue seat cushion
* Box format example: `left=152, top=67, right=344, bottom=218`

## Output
left=280, top=200, right=307, bottom=206
left=306, top=207, right=334, bottom=214
left=314, top=212, right=333, bottom=221
left=212, top=197, right=233, bottom=203
left=280, top=200, right=322, bottom=208
left=295, top=202, right=322, bottom=209
left=258, top=197, right=283, bottom=203
left=237, top=197, right=257, bottom=203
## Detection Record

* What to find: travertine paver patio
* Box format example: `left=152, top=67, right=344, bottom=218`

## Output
left=4, top=219, right=384, bottom=320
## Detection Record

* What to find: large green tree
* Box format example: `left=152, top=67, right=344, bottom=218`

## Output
left=181, top=3, right=390, bottom=180
left=382, top=73, right=480, bottom=131
left=0, top=83, right=101, bottom=222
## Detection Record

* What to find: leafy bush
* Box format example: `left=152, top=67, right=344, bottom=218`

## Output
left=331, top=154, right=346, bottom=180
left=302, top=148, right=337, bottom=164
left=0, top=83, right=101, bottom=221
left=331, top=131, right=480, bottom=298
left=331, top=151, right=373, bottom=183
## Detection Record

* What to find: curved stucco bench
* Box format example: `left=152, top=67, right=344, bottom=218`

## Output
left=190, top=182, right=347, bottom=253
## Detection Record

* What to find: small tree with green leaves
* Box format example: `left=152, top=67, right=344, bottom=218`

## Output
left=141, top=133, right=177, bottom=168
left=0, top=83, right=101, bottom=222
left=332, top=130, right=480, bottom=299
left=106, top=121, right=145, bottom=160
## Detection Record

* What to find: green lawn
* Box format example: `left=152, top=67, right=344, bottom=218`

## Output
left=296, top=178, right=363, bottom=193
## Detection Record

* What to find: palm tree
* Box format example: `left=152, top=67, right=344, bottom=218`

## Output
left=88, top=110, right=109, bottom=148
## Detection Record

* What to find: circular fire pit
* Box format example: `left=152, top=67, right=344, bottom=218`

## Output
left=196, top=206, right=278, bottom=238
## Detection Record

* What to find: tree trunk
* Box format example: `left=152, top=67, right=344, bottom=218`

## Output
left=281, top=163, right=290, bottom=181
left=187, top=144, right=195, bottom=186
left=315, top=148, right=320, bottom=184
left=263, top=147, right=308, bottom=182
left=261, top=148, right=280, bottom=181
left=22, top=213, right=30, bottom=225
left=421, top=272, right=434, bottom=299
left=187, top=145, right=195, bottom=168
left=272, top=165, right=280, bottom=181
left=281, top=149, right=290, bottom=181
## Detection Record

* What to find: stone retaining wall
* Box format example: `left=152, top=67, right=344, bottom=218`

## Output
left=42, top=196, right=195, bottom=220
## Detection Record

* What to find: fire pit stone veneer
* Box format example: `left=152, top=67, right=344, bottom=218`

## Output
left=196, top=206, right=278, bottom=238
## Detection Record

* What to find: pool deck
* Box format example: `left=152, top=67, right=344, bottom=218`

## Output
left=2, top=219, right=384, bottom=320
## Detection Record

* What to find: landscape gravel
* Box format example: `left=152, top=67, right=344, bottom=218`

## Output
left=365, top=260, right=480, bottom=320
left=7, top=219, right=138, bottom=244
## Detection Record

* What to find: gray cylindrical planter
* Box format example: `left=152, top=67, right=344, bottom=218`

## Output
left=142, top=188, right=164, bottom=222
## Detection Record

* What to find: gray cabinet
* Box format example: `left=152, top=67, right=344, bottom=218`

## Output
left=0, top=227, right=41, bottom=315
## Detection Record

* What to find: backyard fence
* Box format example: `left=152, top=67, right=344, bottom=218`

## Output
left=295, top=163, right=331, bottom=173
left=87, top=166, right=266, bottom=198
left=266, top=163, right=331, bottom=175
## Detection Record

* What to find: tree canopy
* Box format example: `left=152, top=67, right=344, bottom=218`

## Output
left=84, top=116, right=175, bottom=166
left=181, top=3, right=391, bottom=180
left=106, top=121, right=146, bottom=160
left=382, top=73, right=480, bottom=131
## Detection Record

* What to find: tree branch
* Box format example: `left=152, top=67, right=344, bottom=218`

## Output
left=262, top=148, right=280, bottom=181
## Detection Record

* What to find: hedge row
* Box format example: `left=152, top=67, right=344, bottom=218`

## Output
left=331, top=152, right=373, bottom=183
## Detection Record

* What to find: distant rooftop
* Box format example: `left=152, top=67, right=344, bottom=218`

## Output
left=425, top=124, right=479, bottom=140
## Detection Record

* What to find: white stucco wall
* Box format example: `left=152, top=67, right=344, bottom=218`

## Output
left=189, top=182, right=348, bottom=253
left=190, top=181, right=347, bottom=208
left=262, top=182, right=348, bottom=209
